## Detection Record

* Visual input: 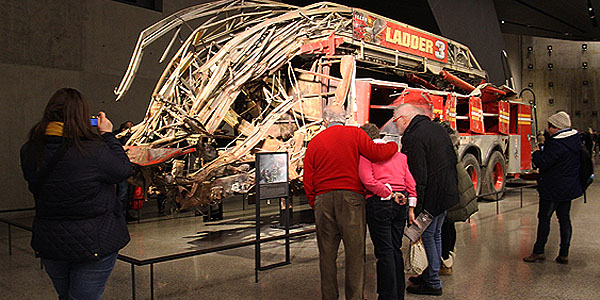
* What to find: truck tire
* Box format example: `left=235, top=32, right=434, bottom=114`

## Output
left=481, top=151, right=506, bottom=201
left=461, top=153, right=481, bottom=195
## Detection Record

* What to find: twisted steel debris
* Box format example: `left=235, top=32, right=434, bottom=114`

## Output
left=115, top=0, right=488, bottom=209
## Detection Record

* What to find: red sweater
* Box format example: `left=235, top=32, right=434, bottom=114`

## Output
left=303, top=125, right=398, bottom=208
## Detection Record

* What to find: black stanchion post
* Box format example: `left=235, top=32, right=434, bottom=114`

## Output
left=255, top=196, right=260, bottom=284
left=131, top=264, right=136, bottom=300
left=584, top=191, right=587, bottom=203
left=285, top=196, right=290, bottom=263
left=8, top=224, right=11, bottom=256
left=495, top=192, right=499, bottom=215
left=520, top=188, right=523, bottom=208
left=242, top=193, right=246, bottom=211
left=150, top=264, right=154, bottom=300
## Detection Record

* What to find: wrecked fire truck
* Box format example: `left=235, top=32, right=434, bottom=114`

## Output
left=114, top=0, right=534, bottom=210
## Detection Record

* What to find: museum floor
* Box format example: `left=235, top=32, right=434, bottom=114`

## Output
left=2, top=180, right=600, bottom=300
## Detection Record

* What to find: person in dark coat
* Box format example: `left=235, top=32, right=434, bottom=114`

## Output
left=114, top=120, right=137, bottom=221
left=20, top=88, right=132, bottom=300
left=582, top=127, right=593, bottom=156
left=523, top=111, right=582, bottom=265
left=438, top=121, right=478, bottom=276
left=393, top=104, right=458, bottom=296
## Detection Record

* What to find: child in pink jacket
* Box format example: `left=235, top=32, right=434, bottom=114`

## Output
left=358, top=123, right=417, bottom=300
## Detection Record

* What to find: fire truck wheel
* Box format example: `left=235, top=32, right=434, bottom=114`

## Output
left=481, top=151, right=506, bottom=200
left=461, top=153, right=481, bottom=195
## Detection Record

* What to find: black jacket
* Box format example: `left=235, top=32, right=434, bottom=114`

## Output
left=20, top=132, right=132, bottom=261
left=401, top=115, right=459, bottom=216
left=532, top=129, right=582, bottom=201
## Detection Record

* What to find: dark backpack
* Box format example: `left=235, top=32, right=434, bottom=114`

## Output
left=580, top=146, right=594, bottom=191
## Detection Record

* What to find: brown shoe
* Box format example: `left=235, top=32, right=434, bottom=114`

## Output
left=523, top=253, right=546, bottom=263
left=439, top=266, right=452, bottom=276
left=555, top=256, right=569, bottom=264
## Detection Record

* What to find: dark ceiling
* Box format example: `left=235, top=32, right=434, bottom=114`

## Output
left=284, top=0, right=600, bottom=41
left=494, top=0, right=600, bottom=41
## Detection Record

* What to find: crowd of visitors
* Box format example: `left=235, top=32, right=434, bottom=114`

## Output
left=304, top=105, right=588, bottom=299
left=19, top=88, right=590, bottom=300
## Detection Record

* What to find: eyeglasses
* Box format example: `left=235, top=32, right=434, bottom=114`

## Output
left=392, top=115, right=404, bottom=123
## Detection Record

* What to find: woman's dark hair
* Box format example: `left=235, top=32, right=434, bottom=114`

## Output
left=28, top=88, right=100, bottom=154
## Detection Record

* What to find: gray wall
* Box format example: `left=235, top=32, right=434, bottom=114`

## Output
left=428, top=0, right=506, bottom=85
left=0, top=0, right=204, bottom=210
left=519, top=36, right=600, bottom=132
left=503, top=33, right=522, bottom=93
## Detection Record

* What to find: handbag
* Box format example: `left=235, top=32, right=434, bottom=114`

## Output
left=404, top=238, right=428, bottom=275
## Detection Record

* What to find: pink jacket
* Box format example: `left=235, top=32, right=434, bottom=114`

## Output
left=358, top=150, right=417, bottom=202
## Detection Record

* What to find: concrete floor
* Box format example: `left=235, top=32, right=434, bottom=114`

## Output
left=1, top=182, right=600, bottom=300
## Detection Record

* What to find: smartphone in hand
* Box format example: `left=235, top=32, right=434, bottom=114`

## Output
left=90, top=116, right=98, bottom=127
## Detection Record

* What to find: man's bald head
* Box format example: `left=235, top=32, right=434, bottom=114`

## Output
left=393, top=104, right=421, bottom=134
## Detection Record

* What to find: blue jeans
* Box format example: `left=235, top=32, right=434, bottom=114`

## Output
left=42, top=252, right=118, bottom=300
left=533, top=199, right=572, bottom=257
left=420, top=211, right=446, bottom=289
left=366, top=196, right=408, bottom=300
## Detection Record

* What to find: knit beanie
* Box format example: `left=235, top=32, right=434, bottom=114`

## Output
left=547, top=111, right=571, bottom=129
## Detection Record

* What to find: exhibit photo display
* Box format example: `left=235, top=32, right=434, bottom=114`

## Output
left=258, top=152, right=288, bottom=185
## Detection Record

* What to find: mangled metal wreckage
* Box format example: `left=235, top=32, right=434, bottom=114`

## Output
left=115, top=0, right=501, bottom=210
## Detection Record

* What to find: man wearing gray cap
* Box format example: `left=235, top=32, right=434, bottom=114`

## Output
left=523, top=111, right=582, bottom=265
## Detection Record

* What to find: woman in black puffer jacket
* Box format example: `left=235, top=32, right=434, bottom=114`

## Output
left=20, top=88, right=132, bottom=300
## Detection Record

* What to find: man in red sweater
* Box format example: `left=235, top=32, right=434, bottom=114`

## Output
left=303, top=105, right=398, bottom=300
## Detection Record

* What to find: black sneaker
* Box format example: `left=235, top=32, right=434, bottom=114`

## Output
left=408, top=275, right=425, bottom=285
left=407, top=284, right=443, bottom=296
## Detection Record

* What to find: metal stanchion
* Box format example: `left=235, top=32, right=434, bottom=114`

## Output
left=131, top=264, right=136, bottom=300
left=8, top=224, right=11, bottom=255
left=150, top=264, right=154, bottom=300
left=495, top=192, right=499, bottom=214
left=520, top=188, right=523, bottom=208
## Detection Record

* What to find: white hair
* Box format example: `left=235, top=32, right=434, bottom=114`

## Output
left=394, top=103, right=421, bottom=119
left=322, top=105, right=346, bottom=124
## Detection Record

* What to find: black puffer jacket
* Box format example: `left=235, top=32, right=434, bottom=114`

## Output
left=533, top=129, right=582, bottom=201
left=401, top=115, right=459, bottom=216
left=20, top=132, right=132, bottom=262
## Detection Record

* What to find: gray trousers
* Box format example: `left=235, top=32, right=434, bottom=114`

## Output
left=314, top=190, right=366, bottom=300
